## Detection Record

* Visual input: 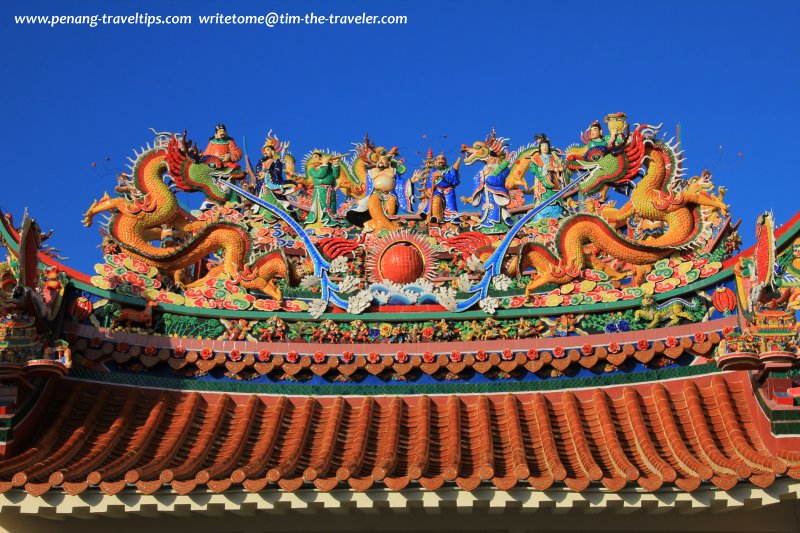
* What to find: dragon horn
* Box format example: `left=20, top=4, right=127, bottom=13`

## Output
left=178, top=130, right=200, bottom=161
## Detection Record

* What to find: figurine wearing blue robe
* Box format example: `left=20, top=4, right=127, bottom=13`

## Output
left=465, top=157, right=513, bottom=230
left=249, top=136, right=295, bottom=219
left=423, top=154, right=461, bottom=224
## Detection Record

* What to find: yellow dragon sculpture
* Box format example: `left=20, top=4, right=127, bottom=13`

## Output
left=83, top=133, right=303, bottom=302
left=506, top=125, right=728, bottom=299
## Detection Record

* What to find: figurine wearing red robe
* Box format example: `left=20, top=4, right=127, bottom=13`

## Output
left=203, top=123, right=242, bottom=163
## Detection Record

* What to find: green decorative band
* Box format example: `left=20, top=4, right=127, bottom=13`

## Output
left=69, top=271, right=732, bottom=322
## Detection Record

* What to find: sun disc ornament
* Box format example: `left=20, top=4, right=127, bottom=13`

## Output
left=366, top=230, right=436, bottom=285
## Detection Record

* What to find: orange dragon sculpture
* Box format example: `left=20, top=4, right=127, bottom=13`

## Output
left=83, top=133, right=303, bottom=302
left=507, top=125, right=729, bottom=299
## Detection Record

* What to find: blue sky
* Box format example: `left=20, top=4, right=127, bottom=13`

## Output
left=1, top=0, right=798, bottom=273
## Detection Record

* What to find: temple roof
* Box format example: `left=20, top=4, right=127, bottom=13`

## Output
left=2, top=127, right=800, bottom=525
left=2, top=370, right=798, bottom=498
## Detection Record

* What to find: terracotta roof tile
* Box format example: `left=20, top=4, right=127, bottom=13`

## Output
left=1, top=372, right=798, bottom=497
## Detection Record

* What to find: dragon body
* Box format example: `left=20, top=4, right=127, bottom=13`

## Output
left=83, top=135, right=300, bottom=301
left=508, top=126, right=728, bottom=298
left=633, top=296, right=698, bottom=328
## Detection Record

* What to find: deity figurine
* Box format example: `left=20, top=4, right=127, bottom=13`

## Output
left=200, top=123, right=244, bottom=208
left=203, top=123, right=242, bottom=163
left=463, top=130, right=513, bottom=232
left=249, top=132, right=295, bottom=219
left=527, top=134, right=564, bottom=220
left=584, top=121, right=606, bottom=150
left=604, top=112, right=629, bottom=148
left=346, top=150, right=403, bottom=233
left=255, top=137, right=286, bottom=190
left=356, top=136, right=415, bottom=214
left=422, top=153, right=461, bottom=224
left=304, top=150, right=344, bottom=228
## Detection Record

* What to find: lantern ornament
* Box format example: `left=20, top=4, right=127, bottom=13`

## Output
left=68, top=294, right=93, bottom=321
left=711, top=286, right=736, bottom=316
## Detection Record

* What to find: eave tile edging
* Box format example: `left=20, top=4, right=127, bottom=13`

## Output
left=0, top=480, right=799, bottom=516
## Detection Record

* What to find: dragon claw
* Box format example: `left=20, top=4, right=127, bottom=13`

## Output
left=82, top=200, right=98, bottom=227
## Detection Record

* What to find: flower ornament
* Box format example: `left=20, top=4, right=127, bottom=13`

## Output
left=329, top=256, right=349, bottom=274
left=492, top=274, right=512, bottom=291
left=308, top=299, right=328, bottom=319
left=339, top=276, right=361, bottom=293
left=479, top=297, right=500, bottom=315
left=347, top=290, right=374, bottom=315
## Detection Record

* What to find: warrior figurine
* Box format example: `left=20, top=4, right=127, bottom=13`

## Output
left=423, top=153, right=461, bottom=224
left=251, top=133, right=295, bottom=219
left=203, top=123, right=242, bottom=163
left=463, top=130, right=514, bottom=231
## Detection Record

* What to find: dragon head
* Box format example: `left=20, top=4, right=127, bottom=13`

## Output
left=356, top=133, right=398, bottom=167
left=462, top=128, right=509, bottom=165
left=565, top=125, right=648, bottom=195
left=166, top=133, right=245, bottom=204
